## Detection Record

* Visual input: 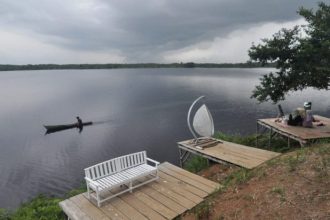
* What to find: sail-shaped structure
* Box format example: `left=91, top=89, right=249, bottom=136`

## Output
left=187, top=96, right=215, bottom=143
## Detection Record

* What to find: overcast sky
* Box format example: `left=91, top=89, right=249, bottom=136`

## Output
left=0, top=0, right=320, bottom=64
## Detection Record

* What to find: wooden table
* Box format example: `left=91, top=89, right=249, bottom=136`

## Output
left=257, top=115, right=330, bottom=147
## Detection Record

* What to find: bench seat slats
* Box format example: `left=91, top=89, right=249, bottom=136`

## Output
left=89, top=164, right=157, bottom=192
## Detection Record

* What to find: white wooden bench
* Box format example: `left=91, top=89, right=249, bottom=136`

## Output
left=84, top=151, right=159, bottom=207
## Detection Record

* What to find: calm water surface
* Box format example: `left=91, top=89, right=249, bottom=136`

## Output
left=0, top=68, right=329, bottom=208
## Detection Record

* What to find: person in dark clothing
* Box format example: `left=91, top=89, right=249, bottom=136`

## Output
left=76, top=116, right=83, bottom=133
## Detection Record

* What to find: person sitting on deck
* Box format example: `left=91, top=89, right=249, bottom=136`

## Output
left=76, top=116, right=83, bottom=133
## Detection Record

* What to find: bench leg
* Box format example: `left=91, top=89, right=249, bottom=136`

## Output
left=86, top=184, right=90, bottom=199
left=97, top=192, right=101, bottom=207
left=129, top=182, right=132, bottom=193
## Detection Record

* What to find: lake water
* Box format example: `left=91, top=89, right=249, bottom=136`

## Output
left=0, top=68, right=329, bottom=209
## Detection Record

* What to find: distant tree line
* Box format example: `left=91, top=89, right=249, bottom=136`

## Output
left=0, top=62, right=276, bottom=71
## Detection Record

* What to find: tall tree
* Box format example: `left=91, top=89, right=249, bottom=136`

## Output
left=249, top=2, right=330, bottom=103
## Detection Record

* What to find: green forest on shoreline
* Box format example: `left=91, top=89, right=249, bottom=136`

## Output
left=0, top=62, right=276, bottom=71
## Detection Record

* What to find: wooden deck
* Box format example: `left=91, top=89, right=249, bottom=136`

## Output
left=258, top=115, right=330, bottom=146
left=59, top=162, right=220, bottom=220
left=178, top=138, right=281, bottom=169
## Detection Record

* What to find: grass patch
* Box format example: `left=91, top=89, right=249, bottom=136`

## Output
left=285, top=149, right=307, bottom=172
left=270, top=186, right=286, bottom=202
left=193, top=201, right=211, bottom=219
left=8, top=195, right=64, bottom=220
left=184, top=155, right=209, bottom=173
left=1, top=183, right=87, bottom=220
left=215, top=132, right=292, bottom=153
left=0, top=208, right=10, bottom=220
left=222, top=168, right=253, bottom=187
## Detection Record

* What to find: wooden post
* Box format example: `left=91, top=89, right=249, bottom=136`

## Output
left=268, top=128, right=272, bottom=148
left=256, top=122, right=259, bottom=147
left=178, top=147, right=183, bottom=167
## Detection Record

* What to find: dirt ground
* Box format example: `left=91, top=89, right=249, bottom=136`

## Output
left=182, top=146, right=330, bottom=220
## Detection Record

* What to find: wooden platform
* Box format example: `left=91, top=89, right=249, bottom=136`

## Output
left=178, top=138, right=281, bottom=169
left=59, top=162, right=220, bottom=220
left=257, top=115, right=330, bottom=146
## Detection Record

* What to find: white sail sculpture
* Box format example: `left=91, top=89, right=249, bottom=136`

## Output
left=187, top=96, right=215, bottom=143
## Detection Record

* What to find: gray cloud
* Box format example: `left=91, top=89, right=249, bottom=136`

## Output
left=0, top=0, right=321, bottom=63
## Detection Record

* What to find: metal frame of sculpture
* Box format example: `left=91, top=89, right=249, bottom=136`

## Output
left=187, top=96, right=215, bottom=143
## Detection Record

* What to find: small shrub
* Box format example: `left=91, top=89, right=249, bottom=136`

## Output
left=184, top=155, right=209, bottom=173
left=194, top=201, right=211, bottom=219
left=270, top=186, right=286, bottom=202
left=0, top=208, right=11, bottom=220
left=317, top=144, right=330, bottom=155
left=223, top=168, right=252, bottom=187
left=217, top=214, right=225, bottom=220
left=286, top=150, right=306, bottom=172
left=10, top=195, right=64, bottom=220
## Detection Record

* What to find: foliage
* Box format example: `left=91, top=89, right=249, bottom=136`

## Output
left=184, top=155, right=209, bottom=173
left=193, top=201, right=211, bottom=219
left=0, top=208, right=10, bottom=220
left=9, top=195, right=64, bottom=220
left=0, top=184, right=87, bottom=220
left=249, top=2, right=330, bottom=103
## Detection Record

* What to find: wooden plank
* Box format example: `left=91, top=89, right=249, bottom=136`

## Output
left=82, top=193, right=129, bottom=220
left=181, top=139, right=279, bottom=162
left=133, top=175, right=197, bottom=209
left=179, top=141, right=280, bottom=169
left=158, top=171, right=208, bottom=198
left=59, top=199, right=91, bottom=220
left=157, top=176, right=203, bottom=204
left=148, top=181, right=197, bottom=209
left=193, top=145, right=262, bottom=169
left=120, top=193, right=167, bottom=220
left=162, top=162, right=220, bottom=189
left=100, top=203, right=130, bottom=220
left=134, top=189, right=178, bottom=219
left=111, top=197, right=148, bottom=220
left=158, top=166, right=214, bottom=193
left=258, top=115, right=330, bottom=140
left=218, top=141, right=280, bottom=158
left=139, top=186, right=186, bottom=215
left=70, top=194, right=110, bottom=220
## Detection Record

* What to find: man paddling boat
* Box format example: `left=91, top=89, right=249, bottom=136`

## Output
left=76, top=116, right=83, bottom=133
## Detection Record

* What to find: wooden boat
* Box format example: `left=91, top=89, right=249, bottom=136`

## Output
left=44, top=122, right=93, bottom=133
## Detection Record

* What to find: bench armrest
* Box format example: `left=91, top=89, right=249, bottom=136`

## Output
left=147, top=158, right=160, bottom=167
left=85, top=177, right=100, bottom=191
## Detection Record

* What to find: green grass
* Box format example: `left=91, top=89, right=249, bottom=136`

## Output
left=6, top=195, right=64, bottom=220
left=0, top=184, right=86, bottom=220
left=270, top=186, right=286, bottom=202
left=184, top=155, right=209, bottom=173
left=193, top=201, right=211, bottom=219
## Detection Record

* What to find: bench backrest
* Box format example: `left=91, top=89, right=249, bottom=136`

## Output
left=85, top=151, right=147, bottom=180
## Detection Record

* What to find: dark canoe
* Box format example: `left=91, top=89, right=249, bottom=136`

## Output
left=44, top=122, right=93, bottom=132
